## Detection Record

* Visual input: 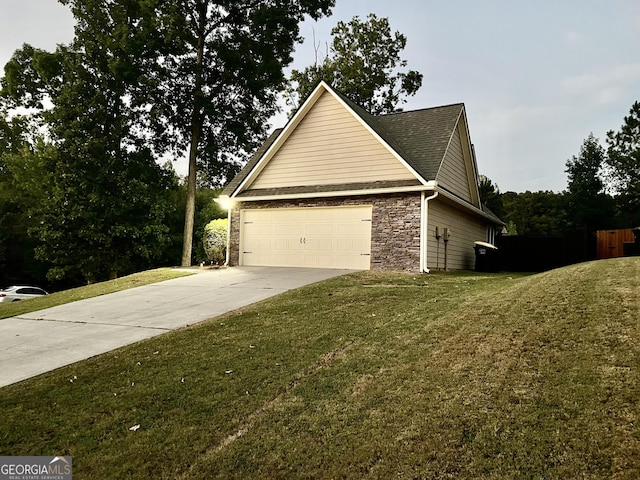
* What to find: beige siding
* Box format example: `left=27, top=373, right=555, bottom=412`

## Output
left=427, top=199, right=488, bottom=270
left=249, top=91, right=415, bottom=189
left=436, top=124, right=473, bottom=203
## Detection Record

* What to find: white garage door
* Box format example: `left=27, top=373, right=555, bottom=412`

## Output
left=240, top=206, right=372, bottom=270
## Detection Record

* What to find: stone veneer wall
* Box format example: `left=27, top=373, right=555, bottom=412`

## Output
left=228, top=193, right=422, bottom=272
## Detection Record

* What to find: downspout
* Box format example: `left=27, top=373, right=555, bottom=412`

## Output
left=224, top=206, right=232, bottom=266
left=420, top=190, right=439, bottom=273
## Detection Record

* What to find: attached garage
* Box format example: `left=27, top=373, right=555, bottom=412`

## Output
left=239, top=206, right=372, bottom=270
left=220, top=82, right=504, bottom=273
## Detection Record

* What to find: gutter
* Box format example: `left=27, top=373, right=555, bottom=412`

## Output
left=436, top=188, right=504, bottom=226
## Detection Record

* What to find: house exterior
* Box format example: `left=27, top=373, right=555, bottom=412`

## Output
left=219, top=81, right=502, bottom=273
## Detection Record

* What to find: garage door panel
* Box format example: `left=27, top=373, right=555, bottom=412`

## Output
left=337, top=254, right=369, bottom=270
left=304, top=223, right=329, bottom=236
left=309, top=254, right=332, bottom=267
left=243, top=235, right=270, bottom=251
left=275, top=253, right=304, bottom=266
left=353, top=239, right=371, bottom=251
left=289, top=210, right=306, bottom=222
left=240, top=206, right=371, bottom=269
left=309, top=209, right=334, bottom=221
left=335, top=239, right=355, bottom=251
left=249, top=224, right=272, bottom=235
left=305, top=238, right=334, bottom=251
left=273, top=238, right=297, bottom=250
left=274, top=224, right=300, bottom=236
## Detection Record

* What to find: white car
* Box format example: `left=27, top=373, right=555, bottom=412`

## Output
left=0, top=286, right=49, bottom=302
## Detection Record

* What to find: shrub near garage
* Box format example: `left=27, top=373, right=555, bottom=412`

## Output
left=203, top=219, right=228, bottom=265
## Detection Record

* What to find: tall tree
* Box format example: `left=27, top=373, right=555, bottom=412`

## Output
left=146, top=0, right=335, bottom=266
left=0, top=115, right=51, bottom=286
left=1, top=1, right=177, bottom=283
left=565, top=133, right=616, bottom=230
left=286, top=13, right=423, bottom=115
left=478, top=175, right=503, bottom=218
left=606, top=101, right=640, bottom=226
left=3, top=0, right=336, bottom=274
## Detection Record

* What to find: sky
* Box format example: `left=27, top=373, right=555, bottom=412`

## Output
left=1, top=1, right=639, bottom=193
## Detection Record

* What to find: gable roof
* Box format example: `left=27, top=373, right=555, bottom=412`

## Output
left=330, top=89, right=464, bottom=183
left=222, top=82, right=472, bottom=202
left=222, top=128, right=282, bottom=197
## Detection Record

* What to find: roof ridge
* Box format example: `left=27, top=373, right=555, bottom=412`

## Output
left=325, top=80, right=463, bottom=117
left=377, top=102, right=464, bottom=119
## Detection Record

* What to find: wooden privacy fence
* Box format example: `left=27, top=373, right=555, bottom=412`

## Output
left=596, top=229, right=636, bottom=259
left=494, top=228, right=639, bottom=272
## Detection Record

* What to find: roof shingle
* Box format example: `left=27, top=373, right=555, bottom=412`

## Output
left=376, top=104, right=463, bottom=181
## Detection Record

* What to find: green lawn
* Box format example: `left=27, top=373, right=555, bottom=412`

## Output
left=1, top=259, right=639, bottom=479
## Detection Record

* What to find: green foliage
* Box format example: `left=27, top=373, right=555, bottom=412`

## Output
left=478, top=175, right=503, bottom=218
left=149, top=1, right=332, bottom=186
left=1, top=0, right=336, bottom=277
left=286, top=13, right=423, bottom=114
left=203, top=218, right=228, bottom=264
left=0, top=117, right=51, bottom=286
left=1, top=44, right=60, bottom=111
left=31, top=149, right=176, bottom=284
left=141, top=0, right=334, bottom=265
left=161, top=183, right=227, bottom=265
left=606, top=100, right=640, bottom=226
left=500, top=190, right=569, bottom=236
left=565, top=133, right=617, bottom=231
left=504, top=220, right=518, bottom=236
left=1, top=13, right=179, bottom=283
left=566, top=133, right=606, bottom=196
left=193, top=187, right=226, bottom=264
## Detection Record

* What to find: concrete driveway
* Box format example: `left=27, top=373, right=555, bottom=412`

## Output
left=0, top=266, right=355, bottom=388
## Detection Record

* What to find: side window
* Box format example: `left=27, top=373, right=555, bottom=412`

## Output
left=487, top=227, right=496, bottom=245
left=22, top=288, right=42, bottom=295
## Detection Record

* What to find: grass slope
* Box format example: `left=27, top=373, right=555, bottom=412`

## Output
left=1, top=259, right=638, bottom=478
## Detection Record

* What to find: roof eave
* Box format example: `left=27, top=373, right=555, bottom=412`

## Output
left=436, top=187, right=505, bottom=225
left=220, top=181, right=437, bottom=203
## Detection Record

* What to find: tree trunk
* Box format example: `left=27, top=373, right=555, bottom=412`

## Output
left=180, top=3, right=207, bottom=267
left=181, top=125, right=200, bottom=266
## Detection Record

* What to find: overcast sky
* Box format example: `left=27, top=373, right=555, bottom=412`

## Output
left=2, top=1, right=639, bottom=193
